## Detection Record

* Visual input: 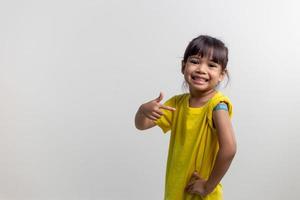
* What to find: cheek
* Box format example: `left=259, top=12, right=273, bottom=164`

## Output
left=184, top=66, right=194, bottom=73
left=213, top=68, right=223, bottom=76
left=210, top=71, right=222, bottom=81
left=183, top=71, right=192, bottom=82
left=182, top=66, right=189, bottom=75
left=183, top=73, right=189, bottom=80
left=218, top=70, right=225, bottom=80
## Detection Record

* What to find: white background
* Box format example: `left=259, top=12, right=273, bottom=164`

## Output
left=1, top=0, right=300, bottom=199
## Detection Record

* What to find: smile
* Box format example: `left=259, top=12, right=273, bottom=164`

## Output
left=191, top=75, right=209, bottom=83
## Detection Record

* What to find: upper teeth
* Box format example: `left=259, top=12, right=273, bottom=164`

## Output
left=193, top=76, right=207, bottom=81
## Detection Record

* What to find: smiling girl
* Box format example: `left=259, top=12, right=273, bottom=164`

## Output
left=135, top=35, right=237, bottom=200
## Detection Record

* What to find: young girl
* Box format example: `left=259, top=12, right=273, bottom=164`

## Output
left=135, top=35, right=236, bottom=200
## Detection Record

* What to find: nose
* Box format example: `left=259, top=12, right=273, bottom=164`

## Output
left=196, top=63, right=207, bottom=74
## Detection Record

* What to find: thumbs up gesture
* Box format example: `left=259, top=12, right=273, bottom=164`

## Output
left=140, top=92, right=176, bottom=121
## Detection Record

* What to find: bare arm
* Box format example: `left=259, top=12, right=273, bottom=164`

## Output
left=185, top=108, right=236, bottom=196
left=134, top=92, right=175, bottom=130
left=205, top=109, right=237, bottom=193
left=135, top=105, right=157, bottom=130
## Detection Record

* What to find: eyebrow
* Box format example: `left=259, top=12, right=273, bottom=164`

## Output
left=189, top=56, right=219, bottom=65
left=208, top=61, right=218, bottom=65
left=189, top=56, right=201, bottom=59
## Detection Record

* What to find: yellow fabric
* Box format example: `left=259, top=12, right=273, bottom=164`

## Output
left=155, top=91, right=233, bottom=200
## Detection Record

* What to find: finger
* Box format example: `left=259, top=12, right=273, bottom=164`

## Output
left=186, top=178, right=198, bottom=191
left=154, top=109, right=164, bottom=115
left=192, top=171, right=200, bottom=178
left=186, top=180, right=196, bottom=190
left=149, top=116, right=158, bottom=121
left=190, top=172, right=200, bottom=181
left=190, top=190, right=201, bottom=196
left=187, top=186, right=202, bottom=196
left=155, top=92, right=164, bottom=102
left=185, top=177, right=198, bottom=190
left=152, top=112, right=162, bottom=119
left=185, top=184, right=191, bottom=192
left=145, top=114, right=159, bottom=121
left=192, top=171, right=202, bottom=179
left=185, top=180, right=191, bottom=191
left=160, top=105, right=176, bottom=111
left=186, top=184, right=195, bottom=193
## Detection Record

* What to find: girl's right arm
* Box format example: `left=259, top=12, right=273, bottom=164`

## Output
left=135, top=105, right=157, bottom=130
left=135, top=92, right=176, bottom=130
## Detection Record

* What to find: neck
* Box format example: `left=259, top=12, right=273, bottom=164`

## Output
left=188, top=89, right=217, bottom=107
left=189, top=89, right=216, bottom=99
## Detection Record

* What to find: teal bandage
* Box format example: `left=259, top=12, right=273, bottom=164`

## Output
left=213, top=103, right=228, bottom=111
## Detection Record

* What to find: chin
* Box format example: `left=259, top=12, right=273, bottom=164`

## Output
left=190, top=85, right=215, bottom=93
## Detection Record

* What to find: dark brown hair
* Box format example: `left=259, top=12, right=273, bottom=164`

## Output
left=183, top=35, right=228, bottom=70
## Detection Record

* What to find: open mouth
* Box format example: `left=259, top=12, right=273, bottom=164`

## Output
left=191, top=75, right=209, bottom=82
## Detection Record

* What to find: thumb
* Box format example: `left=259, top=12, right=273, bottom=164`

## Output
left=155, top=92, right=164, bottom=102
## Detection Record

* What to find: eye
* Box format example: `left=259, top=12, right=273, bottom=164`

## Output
left=189, top=59, right=199, bottom=64
left=208, top=63, right=218, bottom=68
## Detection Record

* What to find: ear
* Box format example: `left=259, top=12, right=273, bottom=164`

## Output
left=181, top=60, right=185, bottom=74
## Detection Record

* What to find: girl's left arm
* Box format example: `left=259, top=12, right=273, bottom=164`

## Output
left=205, top=109, right=237, bottom=193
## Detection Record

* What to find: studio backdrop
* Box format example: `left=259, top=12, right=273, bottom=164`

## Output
left=0, top=0, right=299, bottom=199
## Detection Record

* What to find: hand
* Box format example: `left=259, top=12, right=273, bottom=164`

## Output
left=185, top=171, right=211, bottom=197
left=140, top=92, right=176, bottom=121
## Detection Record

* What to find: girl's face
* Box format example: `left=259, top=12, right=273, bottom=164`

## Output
left=182, top=55, right=225, bottom=94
